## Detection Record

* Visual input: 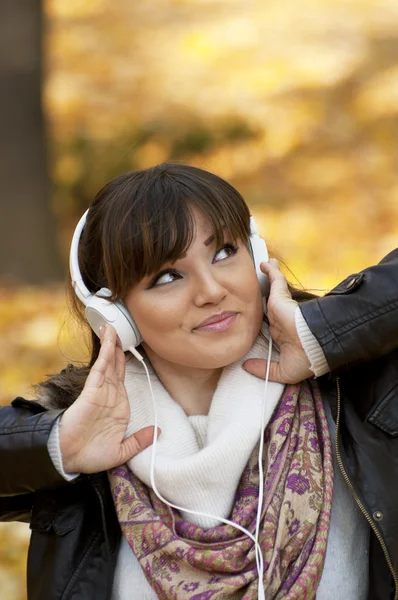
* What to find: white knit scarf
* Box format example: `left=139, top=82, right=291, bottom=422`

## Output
left=123, top=325, right=284, bottom=529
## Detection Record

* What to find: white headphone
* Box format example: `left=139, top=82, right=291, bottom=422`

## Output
left=69, top=209, right=269, bottom=354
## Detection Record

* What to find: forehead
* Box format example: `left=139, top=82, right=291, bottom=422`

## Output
left=187, top=206, right=232, bottom=252
left=170, top=209, right=218, bottom=263
left=190, top=207, right=217, bottom=239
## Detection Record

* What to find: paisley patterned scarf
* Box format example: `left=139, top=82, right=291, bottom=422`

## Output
left=109, top=379, right=333, bottom=599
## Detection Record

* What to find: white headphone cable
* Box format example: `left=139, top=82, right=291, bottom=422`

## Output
left=255, top=332, right=273, bottom=599
left=129, top=334, right=273, bottom=600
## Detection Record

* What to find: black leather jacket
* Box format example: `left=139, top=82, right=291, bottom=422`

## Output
left=1, top=250, right=397, bottom=600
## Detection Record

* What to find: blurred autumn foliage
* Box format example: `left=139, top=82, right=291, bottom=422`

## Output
left=46, top=0, right=398, bottom=288
left=1, top=0, right=398, bottom=597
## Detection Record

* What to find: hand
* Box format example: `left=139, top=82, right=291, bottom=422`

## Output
left=59, top=324, right=159, bottom=473
left=243, top=259, right=313, bottom=384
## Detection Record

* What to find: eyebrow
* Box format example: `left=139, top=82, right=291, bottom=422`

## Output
left=176, top=233, right=216, bottom=260
left=204, top=234, right=215, bottom=246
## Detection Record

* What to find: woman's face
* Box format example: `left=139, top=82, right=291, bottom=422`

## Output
left=125, top=208, right=264, bottom=370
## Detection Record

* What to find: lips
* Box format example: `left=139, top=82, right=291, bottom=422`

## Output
left=195, top=311, right=238, bottom=329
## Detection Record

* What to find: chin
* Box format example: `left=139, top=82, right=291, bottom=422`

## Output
left=200, top=329, right=260, bottom=369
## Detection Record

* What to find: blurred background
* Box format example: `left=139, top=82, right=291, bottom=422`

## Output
left=1, top=0, right=398, bottom=597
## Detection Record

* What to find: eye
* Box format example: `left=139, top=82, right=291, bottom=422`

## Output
left=148, top=269, right=181, bottom=288
left=213, top=243, right=239, bottom=263
left=147, top=243, right=239, bottom=288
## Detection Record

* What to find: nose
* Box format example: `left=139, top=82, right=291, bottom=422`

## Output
left=193, top=270, right=227, bottom=307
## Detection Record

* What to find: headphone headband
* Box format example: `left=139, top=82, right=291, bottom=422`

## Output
left=69, top=209, right=91, bottom=304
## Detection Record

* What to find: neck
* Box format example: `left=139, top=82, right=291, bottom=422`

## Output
left=142, top=345, right=222, bottom=416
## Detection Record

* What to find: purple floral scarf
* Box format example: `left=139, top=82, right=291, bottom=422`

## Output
left=109, top=380, right=334, bottom=599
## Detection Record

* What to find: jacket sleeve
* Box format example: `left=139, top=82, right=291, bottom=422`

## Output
left=299, top=249, right=398, bottom=372
left=0, top=399, right=70, bottom=498
left=47, top=415, right=80, bottom=481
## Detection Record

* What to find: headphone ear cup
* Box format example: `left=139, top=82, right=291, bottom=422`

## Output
left=249, top=236, right=270, bottom=298
left=85, top=288, right=143, bottom=352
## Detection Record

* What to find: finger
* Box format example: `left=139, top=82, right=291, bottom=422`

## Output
left=260, top=260, right=291, bottom=299
left=114, top=344, right=126, bottom=381
left=243, top=358, right=284, bottom=383
left=260, top=256, right=280, bottom=271
left=118, top=426, right=161, bottom=463
left=260, top=259, right=284, bottom=281
left=102, top=325, right=119, bottom=380
left=86, top=326, right=116, bottom=387
left=260, top=257, right=279, bottom=274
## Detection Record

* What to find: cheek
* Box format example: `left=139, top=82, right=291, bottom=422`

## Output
left=131, top=293, right=193, bottom=366
left=235, top=262, right=264, bottom=329
left=128, top=291, right=186, bottom=339
left=234, top=259, right=262, bottom=303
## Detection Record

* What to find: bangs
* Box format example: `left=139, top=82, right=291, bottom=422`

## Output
left=85, top=164, right=251, bottom=301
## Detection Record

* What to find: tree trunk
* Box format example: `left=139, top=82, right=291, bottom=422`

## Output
left=0, top=0, right=63, bottom=284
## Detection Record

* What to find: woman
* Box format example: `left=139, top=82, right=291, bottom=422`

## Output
left=0, top=163, right=397, bottom=600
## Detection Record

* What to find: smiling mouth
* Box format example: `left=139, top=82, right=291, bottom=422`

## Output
left=194, top=312, right=238, bottom=333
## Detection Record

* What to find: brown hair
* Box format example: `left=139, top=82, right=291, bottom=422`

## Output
left=37, top=162, right=316, bottom=407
